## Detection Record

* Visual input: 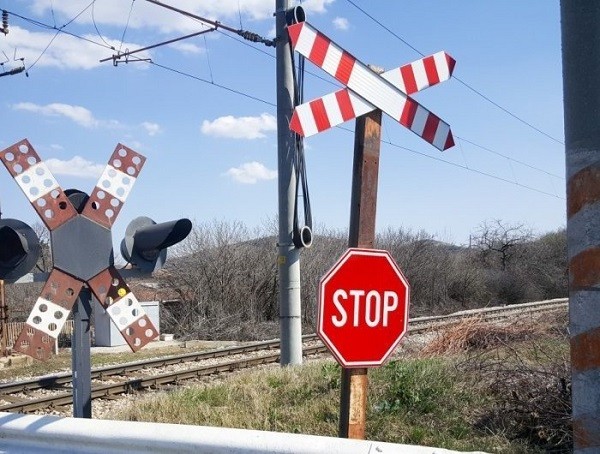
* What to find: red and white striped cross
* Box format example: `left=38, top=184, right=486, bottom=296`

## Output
left=288, top=21, right=455, bottom=151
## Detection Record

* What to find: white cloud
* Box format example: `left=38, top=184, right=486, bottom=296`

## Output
left=50, top=144, right=64, bottom=151
left=141, top=121, right=163, bottom=136
left=225, top=161, right=277, bottom=184
left=12, top=102, right=121, bottom=129
left=46, top=156, right=104, bottom=179
left=169, top=42, right=204, bottom=55
left=300, top=0, right=335, bottom=15
left=14, top=102, right=96, bottom=127
left=333, top=17, right=349, bottom=30
left=28, top=0, right=334, bottom=33
left=0, top=26, right=150, bottom=70
left=201, top=113, right=276, bottom=139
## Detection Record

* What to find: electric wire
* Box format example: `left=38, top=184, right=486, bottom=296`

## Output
left=457, top=136, right=563, bottom=180
left=119, top=0, right=136, bottom=52
left=92, top=0, right=114, bottom=49
left=203, top=34, right=214, bottom=83
left=384, top=137, right=564, bottom=199
left=237, top=0, right=243, bottom=30
left=27, top=1, right=95, bottom=71
left=147, top=59, right=275, bottom=107
left=26, top=30, right=59, bottom=70
left=333, top=125, right=563, bottom=199
left=4, top=9, right=563, bottom=200
left=212, top=16, right=562, bottom=183
left=50, top=2, right=56, bottom=28
left=344, top=0, right=564, bottom=146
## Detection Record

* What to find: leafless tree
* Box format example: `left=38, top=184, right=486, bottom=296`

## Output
left=31, top=221, right=52, bottom=272
left=158, top=219, right=279, bottom=340
left=471, top=219, right=532, bottom=271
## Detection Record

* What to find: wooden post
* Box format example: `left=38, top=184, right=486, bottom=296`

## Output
left=339, top=108, right=382, bottom=439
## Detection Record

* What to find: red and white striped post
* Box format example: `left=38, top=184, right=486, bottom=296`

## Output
left=561, top=2, right=600, bottom=450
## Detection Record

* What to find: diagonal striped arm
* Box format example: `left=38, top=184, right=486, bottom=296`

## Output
left=13, top=269, right=84, bottom=361
left=82, top=144, right=146, bottom=229
left=0, top=140, right=78, bottom=230
left=288, top=22, right=454, bottom=151
left=88, top=267, right=159, bottom=352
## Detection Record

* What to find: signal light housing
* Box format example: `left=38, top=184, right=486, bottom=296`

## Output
left=120, top=216, right=192, bottom=272
left=0, top=218, right=40, bottom=281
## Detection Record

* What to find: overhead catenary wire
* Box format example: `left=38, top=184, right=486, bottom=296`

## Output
left=24, top=0, right=95, bottom=71
left=3, top=9, right=563, bottom=200
left=91, top=0, right=114, bottom=49
left=119, top=0, right=136, bottom=53
left=99, top=28, right=216, bottom=65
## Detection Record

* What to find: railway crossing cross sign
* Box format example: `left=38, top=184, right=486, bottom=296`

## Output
left=287, top=21, right=455, bottom=151
left=287, top=18, right=452, bottom=438
left=318, top=248, right=410, bottom=368
left=0, top=139, right=158, bottom=361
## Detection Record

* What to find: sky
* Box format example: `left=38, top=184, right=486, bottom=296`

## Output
left=0, top=0, right=565, bottom=254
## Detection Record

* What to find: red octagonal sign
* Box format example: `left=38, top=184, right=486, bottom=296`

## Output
left=318, top=248, right=410, bottom=368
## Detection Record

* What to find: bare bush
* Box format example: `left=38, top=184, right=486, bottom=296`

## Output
left=421, top=317, right=536, bottom=356
left=151, top=219, right=567, bottom=342
left=158, top=219, right=278, bottom=340
left=455, top=312, right=571, bottom=452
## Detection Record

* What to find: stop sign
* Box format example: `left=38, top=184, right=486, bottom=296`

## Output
left=318, top=248, right=410, bottom=367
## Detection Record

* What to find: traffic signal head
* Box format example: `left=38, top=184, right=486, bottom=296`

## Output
left=120, top=216, right=192, bottom=272
left=0, top=218, right=40, bottom=281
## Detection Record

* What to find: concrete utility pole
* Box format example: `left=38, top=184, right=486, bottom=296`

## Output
left=275, top=0, right=302, bottom=365
left=561, top=2, right=600, bottom=451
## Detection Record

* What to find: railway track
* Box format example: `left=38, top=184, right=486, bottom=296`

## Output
left=0, top=298, right=567, bottom=414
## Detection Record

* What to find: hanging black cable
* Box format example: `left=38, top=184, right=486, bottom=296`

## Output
left=288, top=13, right=312, bottom=249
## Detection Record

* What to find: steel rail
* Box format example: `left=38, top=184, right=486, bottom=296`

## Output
left=0, top=345, right=326, bottom=413
left=0, top=337, right=300, bottom=395
left=0, top=299, right=567, bottom=412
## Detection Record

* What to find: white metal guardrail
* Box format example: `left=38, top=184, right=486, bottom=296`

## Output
left=0, top=412, right=488, bottom=454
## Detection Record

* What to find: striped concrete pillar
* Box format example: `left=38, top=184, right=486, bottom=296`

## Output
left=561, top=2, right=600, bottom=451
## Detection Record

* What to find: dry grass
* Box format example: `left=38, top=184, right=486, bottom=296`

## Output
left=113, top=359, right=515, bottom=452
left=113, top=362, right=341, bottom=437
left=454, top=310, right=571, bottom=453
left=420, top=309, right=566, bottom=356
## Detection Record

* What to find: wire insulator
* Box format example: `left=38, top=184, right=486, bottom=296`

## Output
left=241, top=31, right=260, bottom=42
left=238, top=30, right=275, bottom=47
left=1, top=10, right=8, bottom=35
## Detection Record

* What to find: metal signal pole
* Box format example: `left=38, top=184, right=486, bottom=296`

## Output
left=275, top=0, right=302, bottom=365
left=561, top=2, right=600, bottom=451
